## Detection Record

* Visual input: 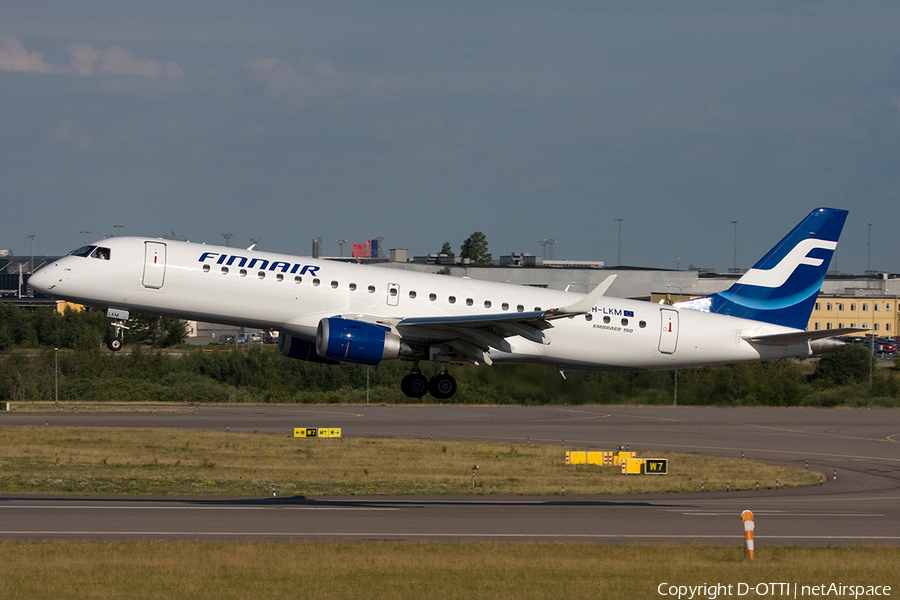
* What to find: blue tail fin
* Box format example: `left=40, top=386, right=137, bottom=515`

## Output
left=679, top=207, right=848, bottom=329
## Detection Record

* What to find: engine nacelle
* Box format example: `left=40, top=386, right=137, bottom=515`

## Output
left=278, top=332, right=340, bottom=364
left=316, top=317, right=402, bottom=365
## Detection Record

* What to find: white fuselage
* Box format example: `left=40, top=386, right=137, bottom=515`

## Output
left=29, top=237, right=812, bottom=371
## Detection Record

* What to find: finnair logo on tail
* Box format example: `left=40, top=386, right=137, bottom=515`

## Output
left=737, top=239, right=837, bottom=289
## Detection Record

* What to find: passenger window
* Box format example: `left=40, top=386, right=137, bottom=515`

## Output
left=368, top=285, right=376, bottom=293
left=349, top=283, right=357, bottom=291
left=257, top=271, right=265, bottom=279
left=313, top=278, right=321, bottom=286
left=409, top=291, right=417, bottom=299
left=429, top=293, right=437, bottom=301
left=449, top=296, right=456, bottom=304
left=484, top=300, right=492, bottom=309
left=294, top=276, right=302, bottom=284
left=221, top=267, right=229, bottom=275
left=502, top=303, right=509, bottom=311
left=466, top=298, right=473, bottom=306
left=240, top=269, right=248, bottom=277
left=203, top=264, right=211, bottom=273
left=517, top=305, right=524, bottom=312
left=332, top=281, right=339, bottom=289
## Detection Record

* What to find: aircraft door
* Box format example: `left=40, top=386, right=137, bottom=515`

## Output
left=387, top=283, right=400, bottom=306
left=142, top=242, right=167, bottom=289
left=658, top=308, right=679, bottom=354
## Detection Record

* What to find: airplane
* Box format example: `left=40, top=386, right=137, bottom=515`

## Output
left=28, top=207, right=858, bottom=400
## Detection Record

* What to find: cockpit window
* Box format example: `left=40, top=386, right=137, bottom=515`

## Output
left=90, top=247, right=111, bottom=260
left=70, top=245, right=96, bottom=257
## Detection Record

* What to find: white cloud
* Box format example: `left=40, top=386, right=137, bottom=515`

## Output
left=99, top=45, right=161, bottom=78
left=246, top=56, right=346, bottom=100
left=0, top=36, right=181, bottom=81
left=67, top=42, right=99, bottom=76
left=0, top=35, right=58, bottom=73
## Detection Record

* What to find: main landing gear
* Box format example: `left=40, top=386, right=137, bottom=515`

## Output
left=401, top=364, right=457, bottom=400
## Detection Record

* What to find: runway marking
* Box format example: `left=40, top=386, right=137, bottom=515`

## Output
left=887, top=434, right=899, bottom=443
left=1, top=531, right=898, bottom=541
left=277, top=408, right=365, bottom=417
left=554, top=409, right=612, bottom=419
left=736, top=422, right=894, bottom=444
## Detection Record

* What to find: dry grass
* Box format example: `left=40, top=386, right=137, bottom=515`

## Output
left=0, top=426, right=820, bottom=496
left=0, top=541, right=897, bottom=600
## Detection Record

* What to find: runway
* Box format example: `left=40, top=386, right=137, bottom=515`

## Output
left=2, top=405, right=899, bottom=545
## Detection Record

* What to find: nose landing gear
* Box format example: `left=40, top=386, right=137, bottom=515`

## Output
left=107, top=320, right=128, bottom=352
left=106, top=308, right=129, bottom=352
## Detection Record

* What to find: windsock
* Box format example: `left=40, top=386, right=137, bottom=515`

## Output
left=742, top=510, right=755, bottom=560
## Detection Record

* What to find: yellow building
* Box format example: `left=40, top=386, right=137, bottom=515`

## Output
left=810, top=295, right=899, bottom=337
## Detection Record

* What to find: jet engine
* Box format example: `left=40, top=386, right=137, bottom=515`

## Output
left=278, top=332, right=340, bottom=364
left=316, top=317, right=402, bottom=365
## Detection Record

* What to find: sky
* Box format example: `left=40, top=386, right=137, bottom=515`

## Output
left=3, top=2, right=900, bottom=274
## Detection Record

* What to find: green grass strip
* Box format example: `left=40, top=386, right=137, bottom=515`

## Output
left=0, top=541, right=897, bottom=600
left=1, top=426, right=820, bottom=496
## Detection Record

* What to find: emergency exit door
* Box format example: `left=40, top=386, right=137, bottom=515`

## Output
left=658, top=308, right=679, bottom=354
left=142, top=242, right=167, bottom=289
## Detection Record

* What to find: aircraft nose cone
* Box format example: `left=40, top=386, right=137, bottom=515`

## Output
left=28, top=265, right=56, bottom=293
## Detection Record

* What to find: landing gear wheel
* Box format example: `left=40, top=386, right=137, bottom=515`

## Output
left=107, top=337, right=123, bottom=352
left=428, top=372, right=457, bottom=400
left=401, top=372, right=429, bottom=398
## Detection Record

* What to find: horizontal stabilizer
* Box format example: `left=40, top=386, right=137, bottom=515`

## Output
left=743, top=327, right=868, bottom=346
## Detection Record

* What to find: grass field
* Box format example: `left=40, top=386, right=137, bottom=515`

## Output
left=1, top=541, right=897, bottom=600
left=0, top=426, right=821, bottom=496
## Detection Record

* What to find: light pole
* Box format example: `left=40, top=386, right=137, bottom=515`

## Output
left=223, top=233, right=233, bottom=247
left=81, top=230, right=91, bottom=245
left=539, top=239, right=556, bottom=260
left=27, top=234, right=35, bottom=273
left=336, top=239, right=347, bottom=258
left=113, top=224, right=124, bottom=236
left=666, top=283, right=694, bottom=303
left=615, top=219, right=624, bottom=265
left=867, top=222, right=872, bottom=273
left=731, top=220, right=738, bottom=271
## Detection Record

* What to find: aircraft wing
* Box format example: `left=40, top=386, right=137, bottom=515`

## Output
left=396, top=275, right=616, bottom=364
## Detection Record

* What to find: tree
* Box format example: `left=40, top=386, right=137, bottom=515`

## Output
left=812, top=344, right=872, bottom=386
left=439, top=242, right=455, bottom=258
left=460, top=232, right=492, bottom=265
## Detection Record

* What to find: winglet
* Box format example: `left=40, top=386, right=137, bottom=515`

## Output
left=545, top=275, right=617, bottom=317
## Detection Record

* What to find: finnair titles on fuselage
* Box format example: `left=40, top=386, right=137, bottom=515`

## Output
left=29, top=208, right=857, bottom=399
left=197, top=251, right=321, bottom=277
